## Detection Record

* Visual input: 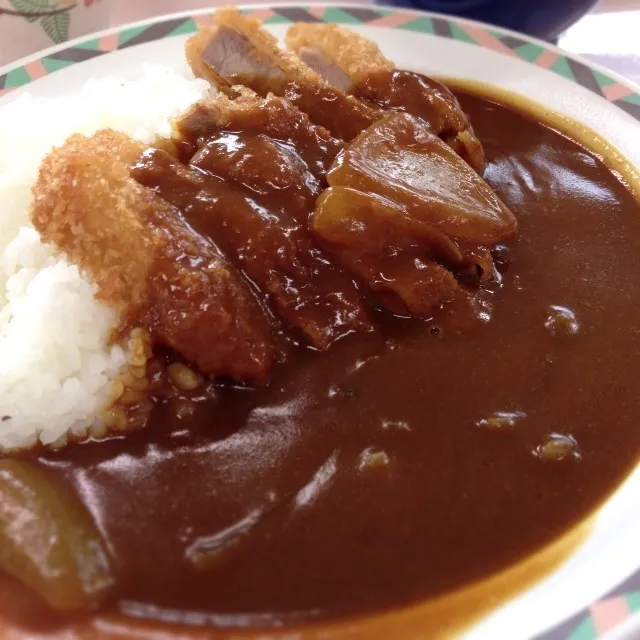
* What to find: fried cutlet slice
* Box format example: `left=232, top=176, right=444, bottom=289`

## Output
left=186, top=6, right=311, bottom=94
left=176, top=91, right=344, bottom=186
left=132, top=146, right=373, bottom=349
left=286, top=23, right=394, bottom=90
left=187, top=6, right=331, bottom=90
left=185, top=7, right=381, bottom=141
left=285, top=23, right=486, bottom=172
left=31, top=130, right=274, bottom=382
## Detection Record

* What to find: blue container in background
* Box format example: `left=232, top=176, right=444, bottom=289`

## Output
left=373, top=0, right=599, bottom=41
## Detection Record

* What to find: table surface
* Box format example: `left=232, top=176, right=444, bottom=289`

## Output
left=111, top=0, right=640, bottom=85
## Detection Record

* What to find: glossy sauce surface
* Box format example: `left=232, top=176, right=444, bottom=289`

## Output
left=7, top=90, right=640, bottom=634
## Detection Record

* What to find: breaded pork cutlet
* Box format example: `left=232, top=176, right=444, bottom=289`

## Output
left=176, top=91, right=344, bottom=182
left=31, top=130, right=274, bottom=382
left=186, top=9, right=484, bottom=171
left=286, top=23, right=486, bottom=172
left=185, top=7, right=382, bottom=141
left=135, top=95, right=373, bottom=349
left=287, top=23, right=394, bottom=92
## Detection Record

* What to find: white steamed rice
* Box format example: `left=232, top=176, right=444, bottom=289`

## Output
left=0, top=66, right=209, bottom=450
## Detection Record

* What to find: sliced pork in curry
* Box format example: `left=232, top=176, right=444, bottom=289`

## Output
left=174, top=92, right=514, bottom=319
left=175, top=91, right=343, bottom=194
left=286, top=22, right=486, bottom=172
left=185, top=8, right=381, bottom=141
left=31, top=81, right=516, bottom=379
left=132, top=148, right=373, bottom=350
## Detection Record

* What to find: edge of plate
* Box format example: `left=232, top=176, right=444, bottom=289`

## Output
left=0, top=4, right=638, bottom=639
left=1, top=3, right=640, bottom=125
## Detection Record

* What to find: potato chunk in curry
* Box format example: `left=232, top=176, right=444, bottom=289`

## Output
left=315, top=112, right=517, bottom=316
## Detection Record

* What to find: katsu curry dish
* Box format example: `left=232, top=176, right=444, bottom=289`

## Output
left=0, top=7, right=639, bottom=636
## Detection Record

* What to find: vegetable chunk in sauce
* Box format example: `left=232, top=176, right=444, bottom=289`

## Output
left=326, top=112, right=516, bottom=245
left=0, top=460, right=114, bottom=612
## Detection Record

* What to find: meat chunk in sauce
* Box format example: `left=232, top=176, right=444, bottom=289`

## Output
left=185, top=8, right=382, bottom=141
left=132, top=147, right=372, bottom=350
left=175, top=93, right=507, bottom=320
left=31, top=130, right=274, bottom=381
left=285, top=23, right=486, bottom=172
left=314, top=187, right=461, bottom=315
left=176, top=92, right=344, bottom=191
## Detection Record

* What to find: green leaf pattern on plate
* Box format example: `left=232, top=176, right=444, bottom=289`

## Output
left=6, top=0, right=75, bottom=44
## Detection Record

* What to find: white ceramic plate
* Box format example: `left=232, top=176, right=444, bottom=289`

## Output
left=1, top=5, right=639, bottom=639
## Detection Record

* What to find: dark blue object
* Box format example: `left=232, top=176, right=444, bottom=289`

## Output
left=373, top=0, right=598, bottom=41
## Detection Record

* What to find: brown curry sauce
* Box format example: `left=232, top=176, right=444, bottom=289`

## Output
left=5, top=87, right=640, bottom=636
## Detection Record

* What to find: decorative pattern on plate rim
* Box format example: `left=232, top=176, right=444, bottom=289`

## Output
left=0, top=4, right=638, bottom=638
left=538, top=578, right=640, bottom=640
left=0, top=4, right=640, bottom=122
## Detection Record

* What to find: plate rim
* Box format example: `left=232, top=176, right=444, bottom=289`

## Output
left=1, top=2, right=640, bottom=124
left=0, top=4, right=638, bottom=639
